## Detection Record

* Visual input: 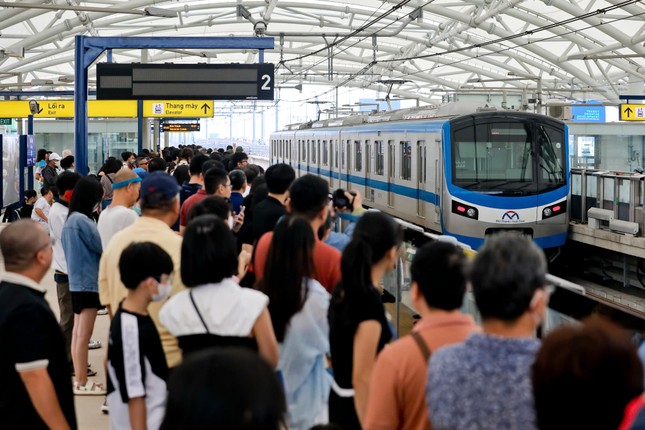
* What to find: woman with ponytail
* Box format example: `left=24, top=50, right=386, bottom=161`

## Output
left=328, top=211, right=403, bottom=429
left=257, top=215, right=331, bottom=430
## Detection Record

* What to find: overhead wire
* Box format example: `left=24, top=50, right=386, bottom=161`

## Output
left=281, top=0, right=644, bottom=102
left=278, top=0, right=437, bottom=102
left=376, top=0, right=643, bottom=64
left=281, top=0, right=415, bottom=64
left=386, top=6, right=645, bottom=89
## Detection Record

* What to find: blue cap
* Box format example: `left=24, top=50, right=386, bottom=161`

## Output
left=133, top=167, right=149, bottom=180
left=140, top=172, right=181, bottom=205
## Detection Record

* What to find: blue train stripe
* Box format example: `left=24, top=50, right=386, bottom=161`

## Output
left=445, top=231, right=568, bottom=249
left=316, top=166, right=441, bottom=205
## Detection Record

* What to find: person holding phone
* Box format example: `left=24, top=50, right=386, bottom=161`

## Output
left=229, top=170, right=247, bottom=215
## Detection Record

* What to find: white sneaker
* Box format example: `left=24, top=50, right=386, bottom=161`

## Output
left=88, top=339, right=101, bottom=349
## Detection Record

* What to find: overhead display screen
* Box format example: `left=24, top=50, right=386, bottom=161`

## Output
left=161, top=123, right=201, bottom=132
left=97, top=63, right=275, bottom=101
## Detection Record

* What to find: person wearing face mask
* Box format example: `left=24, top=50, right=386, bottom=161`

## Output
left=107, top=242, right=173, bottom=430
left=426, top=233, right=550, bottom=430
left=42, top=152, right=61, bottom=191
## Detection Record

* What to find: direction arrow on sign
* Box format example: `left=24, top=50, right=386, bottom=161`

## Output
left=144, top=100, right=214, bottom=118
left=620, top=104, right=645, bottom=121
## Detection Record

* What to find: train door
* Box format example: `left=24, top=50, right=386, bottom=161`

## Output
left=417, top=140, right=426, bottom=218
left=331, top=139, right=340, bottom=190
left=344, top=139, right=352, bottom=190
left=365, top=140, right=373, bottom=202
left=388, top=140, right=396, bottom=207
left=434, top=137, right=442, bottom=224
left=322, top=139, right=330, bottom=183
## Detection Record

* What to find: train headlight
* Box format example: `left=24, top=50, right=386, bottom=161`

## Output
left=452, top=201, right=479, bottom=220
left=541, top=201, right=567, bottom=220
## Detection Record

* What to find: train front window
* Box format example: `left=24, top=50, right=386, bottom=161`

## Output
left=536, top=124, right=565, bottom=188
left=452, top=120, right=566, bottom=194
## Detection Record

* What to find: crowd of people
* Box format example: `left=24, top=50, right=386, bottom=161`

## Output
left=3, top=144, right=645, bottom=430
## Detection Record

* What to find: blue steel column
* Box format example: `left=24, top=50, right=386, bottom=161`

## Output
left=74, top=35, right=90, bottom=175
left=74, top=36, right=275, bottom=173
left=137, top=100, right=144, bottom=154
left=27, top=115, right=34, bottom=191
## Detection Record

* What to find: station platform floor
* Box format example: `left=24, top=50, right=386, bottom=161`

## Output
left=4, top=264, right=110, bottom=429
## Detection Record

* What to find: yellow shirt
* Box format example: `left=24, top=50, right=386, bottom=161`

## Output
left=99, top=216, right=184, bottom=367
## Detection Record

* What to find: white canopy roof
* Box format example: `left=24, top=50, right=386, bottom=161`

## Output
left=1, top=0, right=644, bottom=104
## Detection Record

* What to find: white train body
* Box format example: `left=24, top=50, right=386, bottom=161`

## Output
left=270, top=108, right=569, bottom=249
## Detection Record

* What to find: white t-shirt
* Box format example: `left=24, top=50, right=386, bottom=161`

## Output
left=97, top=205, right=139, bottom=250
left=48, top=202, right=69, bottom=273
left=31, top=197, right=50, bottom=232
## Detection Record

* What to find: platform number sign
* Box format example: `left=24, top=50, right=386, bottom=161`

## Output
left=97, top=63, right=275, bottom=101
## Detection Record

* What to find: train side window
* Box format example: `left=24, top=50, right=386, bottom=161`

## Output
left=311, top=140, right=317, bottom=163
left=400, top=141, right=412, bottom=180
left=323, top=140, right=328, bottom=166
left=341, top=140, right=346, bottom=169
left=354, top=140, right=362, bottom=172
left=388, top=140, right=395, bottom=178
left=417, top=141, right=426, bottom=184
left=365, top=140, right=371, bottom=173
left=334, top=140, right=339, bottom=168
left=375, top=141, right=384, bottom=175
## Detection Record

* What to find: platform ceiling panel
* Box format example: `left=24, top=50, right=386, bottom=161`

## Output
left=0, top=0, right=643, bottom=103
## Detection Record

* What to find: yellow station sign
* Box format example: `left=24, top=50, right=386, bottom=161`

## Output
left=143, top=100, right=214, bottom=118
left=0, top=99, right=214, bottom=118
left=620, top=104, right=645, bottom=121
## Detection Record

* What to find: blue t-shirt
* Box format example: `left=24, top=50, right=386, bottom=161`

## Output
left=427, top=332, right=540, bottom=430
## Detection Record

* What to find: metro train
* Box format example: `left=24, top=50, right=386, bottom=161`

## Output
left=270, top=105, right=569, bottom=249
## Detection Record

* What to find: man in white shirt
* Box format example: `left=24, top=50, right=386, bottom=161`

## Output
left=97, top=168, right=141, bottom=250
left=48, top=171, right=81, bottom=367
left=31, top=187, right=53, bottom=233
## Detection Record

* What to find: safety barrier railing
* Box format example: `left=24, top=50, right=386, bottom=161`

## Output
left=337, top=212, right=588, bottom=336
left=571, top=168, right=645, bottom=230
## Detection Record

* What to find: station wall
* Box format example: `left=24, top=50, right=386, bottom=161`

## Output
left=568, top=122, right=645, bottom=173
left=33, top=120, right=138, bottom=174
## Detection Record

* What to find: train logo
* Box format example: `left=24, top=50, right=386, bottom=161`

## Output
left=498, top=210, right=522, bottom=224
